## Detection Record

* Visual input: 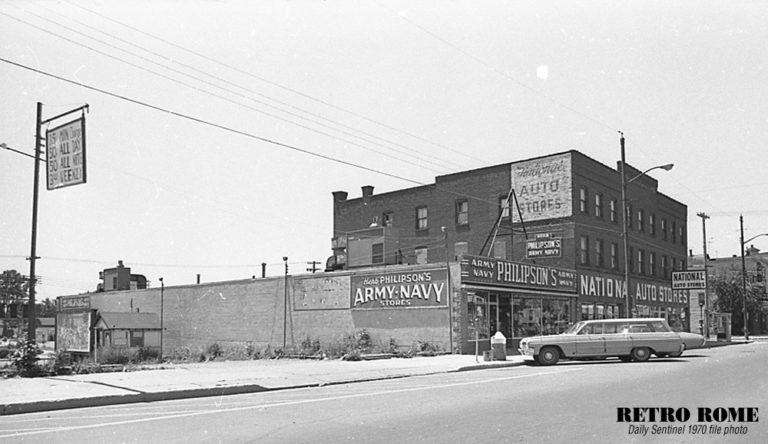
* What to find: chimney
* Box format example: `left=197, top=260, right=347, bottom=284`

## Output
left=361, top=185, right=374, bottom=198
left=332, top=191, right=348, bottom=203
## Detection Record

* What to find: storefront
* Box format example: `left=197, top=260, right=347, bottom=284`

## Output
left=577, top=270, right=690, bottom=331
left=459, top=255, right=578, bottom=354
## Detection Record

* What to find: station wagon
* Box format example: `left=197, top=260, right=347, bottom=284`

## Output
left=518, top=318, right=685, bottom=365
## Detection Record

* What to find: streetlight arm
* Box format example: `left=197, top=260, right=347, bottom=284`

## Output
left=742, top=233, right=768, bottom=246
left=627, top=164, right=675, bottom=184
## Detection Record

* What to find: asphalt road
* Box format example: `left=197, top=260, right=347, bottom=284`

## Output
left=1, top=342, right=766, bottom=444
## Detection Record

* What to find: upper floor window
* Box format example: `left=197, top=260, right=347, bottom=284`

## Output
left=649, top=252, right=656, bottom=276
left=671, top=221, right=677, bottom=243
left=661, top=218, right=668, bottom=240
left=610, top=242, right=619, bottom=270
left=637, top=249, right=645, bottom=274
left=626, top=204, right=633, bottom=229
left=595, top=194, right=603, bottom=218
left=579, top=187, right=588, bottom=213
left=661, top=255, right=669, bottom=278
left=609, top=199, right=618, bottom=223
left=595, top=239, right=605, bottom=268
left=499, top=196, right=510, bottom=219
left=579, top=235, right=590, bottom=265
left=649, top=214, right=656, bottom=236
left=372, top=243, right=384, bottom=264
left=637, top=209, right=644, bottom=232
left=382, top=211, right=393, bottom=227
left=416, top=206, right=428, bottom=231
left=679, top=226, right=685, bottom=245
left=456, top=200, right=469, bottom=226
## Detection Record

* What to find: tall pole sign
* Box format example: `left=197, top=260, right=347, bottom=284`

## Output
left=27, top=102, right=88, bottom=344
left=46, top=117, right=87, bottom=190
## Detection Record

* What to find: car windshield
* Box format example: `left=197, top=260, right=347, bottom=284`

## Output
left=563, top=321, right=585, bottom=334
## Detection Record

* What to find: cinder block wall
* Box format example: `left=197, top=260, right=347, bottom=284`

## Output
left=85, top=265, right=453, bottom=355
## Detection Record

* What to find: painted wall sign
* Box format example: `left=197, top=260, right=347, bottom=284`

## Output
left=526, top=232, right=562, bottom=258
left=578, top=271, right=688, bottom=306
left=351, top=269, right=447, bottom=309
left=46, top=117, right=87, bottom=190
left=460, top=255, right=577, bottom=292
left=672, top=270, right=707, bottom=289
left=58, top=295, right=91, bottom=311
left=295, top=276, right=349, bottom=310
left=511, top=153, right=572, bottom=222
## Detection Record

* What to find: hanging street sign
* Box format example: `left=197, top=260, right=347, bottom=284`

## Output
left=46, top=117, right=86, bottom=190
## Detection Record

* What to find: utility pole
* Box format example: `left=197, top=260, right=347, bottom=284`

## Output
left=697, top=212, right=710, bottom=337
left=306, top=261, right=320, bottom=273
left=27, top=102, right=43, bottom=343
left=740, top=216, right=750, bottom=340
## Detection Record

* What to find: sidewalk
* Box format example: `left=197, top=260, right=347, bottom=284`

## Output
left=0, top=354, right=525, bottom=416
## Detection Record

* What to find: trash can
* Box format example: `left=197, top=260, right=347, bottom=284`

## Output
left=491, top=331, right=507, bottom=361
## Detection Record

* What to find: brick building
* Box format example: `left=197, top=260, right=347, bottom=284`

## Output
left=331, top=150, right=690, bottom=351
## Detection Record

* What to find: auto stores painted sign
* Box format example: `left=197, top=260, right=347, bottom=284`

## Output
left=351, top=269, right=448, bottom=309
left=460, top=255, right=577, bottom=292
left=578, top=271, right=688, bottom=305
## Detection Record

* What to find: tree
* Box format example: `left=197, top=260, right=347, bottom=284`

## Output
left=1, top=269, right=29, bottom=337
left=710, top=276, right=766, bottom=335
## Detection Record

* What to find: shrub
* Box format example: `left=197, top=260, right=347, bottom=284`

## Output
left=11, top=339, right=44, bottom=377
left=204, top=343, right=223, bottom=361
left=136, top=347, right=160, bottom=362
left=98, top=347, right=131, bottom=365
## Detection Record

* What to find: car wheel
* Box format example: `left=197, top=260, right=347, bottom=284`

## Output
left=631, top=347, right=651, bottom=362
left=669, top=344, right=685, bottom=358
left=619, top=356, right=632, bottom=362
left=537, top=346, right=560, bottom=366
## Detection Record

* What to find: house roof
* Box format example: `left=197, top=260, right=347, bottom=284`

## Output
left=96, top=312, right=160, bottom=330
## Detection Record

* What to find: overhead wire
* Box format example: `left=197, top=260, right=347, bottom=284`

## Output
left=0, top=10, right=454, bottom=175
left=22, top=4, right=468, bottom=173
left=65, top=0, right=487, bottom=166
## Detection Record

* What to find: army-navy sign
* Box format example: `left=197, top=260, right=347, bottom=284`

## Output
left=351, top=269, right=448, bottom=309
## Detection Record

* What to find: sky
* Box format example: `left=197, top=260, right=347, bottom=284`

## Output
left=2, top=0, right=767, bottom=303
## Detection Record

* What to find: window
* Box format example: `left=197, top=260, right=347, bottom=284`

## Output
left=382, top=211, right=393, bottom=227
left=610, top=242, right=619, bottom=270
left=579, top=235, right=589, bottom=265
left=661, top=218, right=668, bottom=240
left=493, top=241, right=507, bottom=260
left=130, top=330, right=144, bottom=348
left=679, top=226, right=685, bottom=245
left=416, top=206, right=428, bottom=231
left=372, top=243, right=384, bottom=264
left=649, top=252, right=656, bottom=276
left=415, top=246, right=428, bottom=264
left=637, top=249, right=645, bottom=274
left=579, top=187, right=588, bottom=213
left=595, top=239, right=605, bottom=267
left=456, top=200, right=469, bottom=226
left=626, top=204, right=633, bottom=229
left=649, top=214, right=656, bottom=236
left=499, top=196, right=510, bottom=219
left=609, top=199, right=618, bottom=223
left=637, top=209, right=644, bottom=232
left=595, top=194, right=603, bottom=218
left=671, top=221, right=677, bottom=243
left=661, top=255, right=669, bottom=278
left=629, top=247, right=634, bottom=273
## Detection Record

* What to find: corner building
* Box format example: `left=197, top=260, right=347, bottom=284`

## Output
left=332, top=150, right=689, bottom=353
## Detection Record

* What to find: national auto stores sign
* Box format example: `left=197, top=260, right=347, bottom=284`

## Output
left=351, top=269, right=448, bottom=309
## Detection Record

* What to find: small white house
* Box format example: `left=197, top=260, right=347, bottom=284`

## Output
left=94, top=312, right=161, bottom=349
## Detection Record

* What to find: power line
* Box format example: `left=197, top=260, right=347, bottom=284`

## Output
left=16, top=5, right=466, bottom=174
left=66, top=1, right=486, bottom=166
left=0, top=56, right=427, bottom=186
left=0, top=10, right=454, bottom=174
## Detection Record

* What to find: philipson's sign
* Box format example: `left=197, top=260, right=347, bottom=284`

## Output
left=351, top=269, right=448, bottom=309
left=460, top=255, right=577, bottom=292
